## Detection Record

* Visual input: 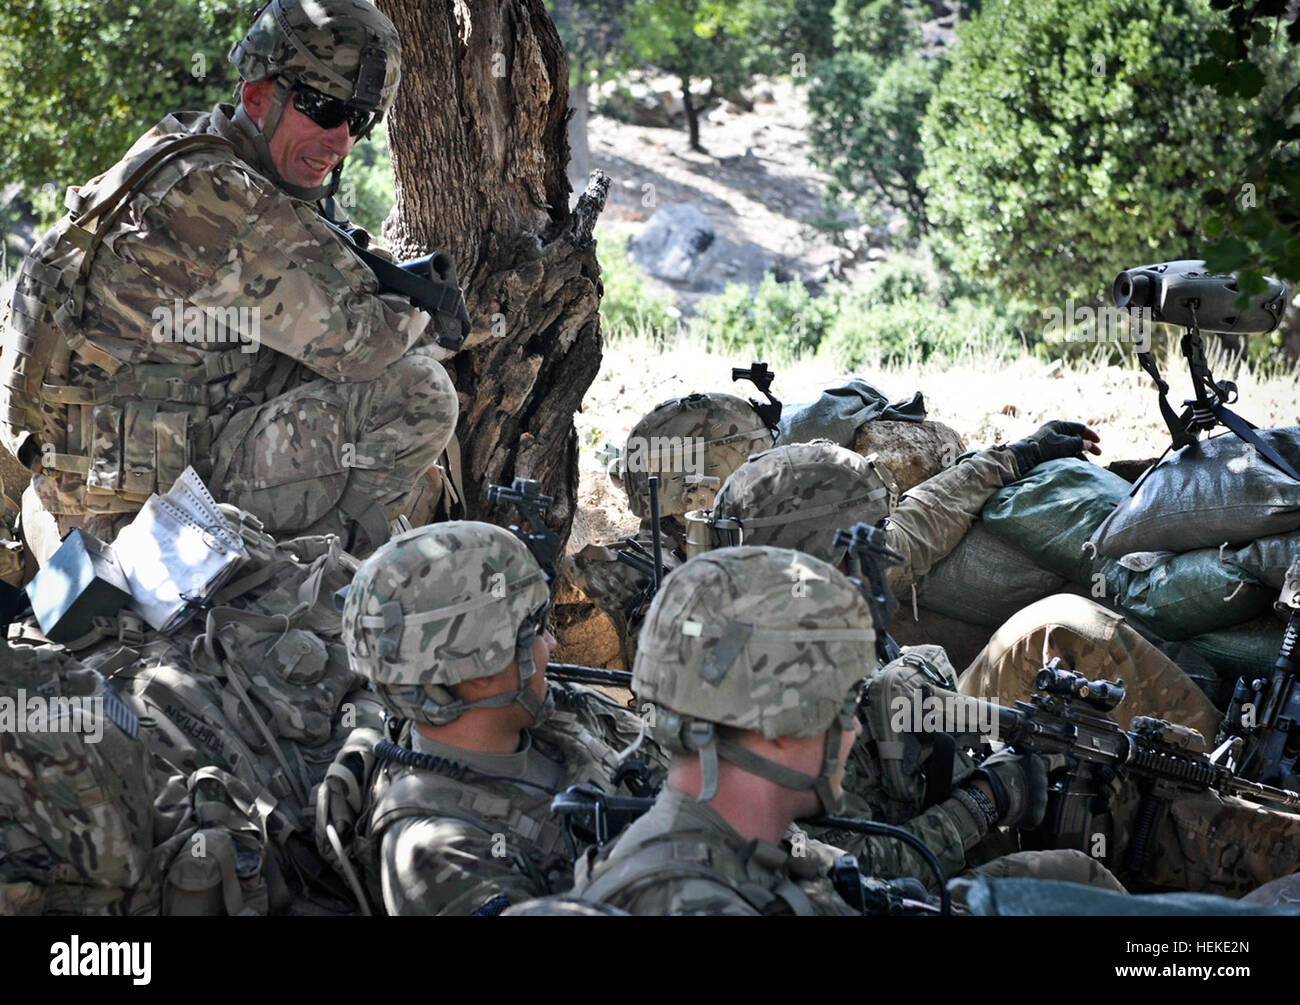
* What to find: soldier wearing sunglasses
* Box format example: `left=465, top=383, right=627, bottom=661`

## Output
left=1, top=0, right=459, bottom=564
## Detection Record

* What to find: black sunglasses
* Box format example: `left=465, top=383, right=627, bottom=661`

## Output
left=291, top=84, right=377, bottom=137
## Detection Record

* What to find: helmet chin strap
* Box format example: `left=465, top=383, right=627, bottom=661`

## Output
left=689, top=713, right=848, bottom=816
left=232, top=78, right=343, bottom=203
left=448, top=619, right=552, bottom=727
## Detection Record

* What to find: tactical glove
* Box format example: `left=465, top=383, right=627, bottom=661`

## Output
left=1006, top=420, right=1099, bottom=477
left=975, top=750, right=1050, bottom=830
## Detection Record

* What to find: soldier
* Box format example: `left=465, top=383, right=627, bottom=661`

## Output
left=564, top=546, right=1120, bottom=914
left=568, top=391, right=774, bottom=666
left=325, top=521, right=665, bottom=916
left=707, top=436, right=1300, bottom=896
left=565, top=546, right=874, bottom=915
left=710, top=432, right=1220, bottom=736
left=0, top=0, right=458, bottom=563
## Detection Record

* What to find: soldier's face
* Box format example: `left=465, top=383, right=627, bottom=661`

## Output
left=242, top=81, right=357, bottom=189
left=269, top=98, right=357, bottom=188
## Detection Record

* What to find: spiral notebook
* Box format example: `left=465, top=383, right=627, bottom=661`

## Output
left=112, top=467, right=248, bottom=633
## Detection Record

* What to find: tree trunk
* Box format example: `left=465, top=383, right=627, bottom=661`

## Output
left=377, top=0, right=606, bottom=554
left=680, top=75, right=704, bottom=153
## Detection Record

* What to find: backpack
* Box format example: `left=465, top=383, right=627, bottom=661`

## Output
left=0, top=637, right=156, bottom=915
left=65, top=504, right=379, bottom=914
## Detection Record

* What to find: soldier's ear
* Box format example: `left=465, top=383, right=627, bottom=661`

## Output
left=240, top=80, right=274, bottom=127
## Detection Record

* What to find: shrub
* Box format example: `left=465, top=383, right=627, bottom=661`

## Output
left=596, top=228, right=679, bottom=338
left=919, top=0, right=1300, bottom=308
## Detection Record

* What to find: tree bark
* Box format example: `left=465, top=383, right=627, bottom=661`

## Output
left=377, top=0, right=605, bottom=553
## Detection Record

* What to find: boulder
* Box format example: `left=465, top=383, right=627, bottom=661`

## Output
left=629, top=204, right=771, bottom=293
left=851, top=419, right=967, bottom=493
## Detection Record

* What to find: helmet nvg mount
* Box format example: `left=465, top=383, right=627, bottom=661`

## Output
left=633, top=546, right=874, bottom=813
left=229, top=0, right=402, bottom=200
left=341, top=522, right=552, bottom=727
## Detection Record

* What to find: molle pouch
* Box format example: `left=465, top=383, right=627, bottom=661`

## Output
left=86, top=403, right=123, bottom=494
left=154, top=409, right=189, bottom=492
left=154, top=767, right=271, bottom=917
left=205, top=616, right=355, bottom=747
left=122, top=400, right=160, bottom=498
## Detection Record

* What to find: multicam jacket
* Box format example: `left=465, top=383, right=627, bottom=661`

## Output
left=567, top=786, right=858, bottom=916
left=357, top=682, right=665, bottom=916
left=0, top=102, right=429, bottom=518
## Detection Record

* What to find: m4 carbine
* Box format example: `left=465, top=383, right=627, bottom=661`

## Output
left=1215, top=555, right=1300, bottom=791
left=957, top=660, right=1300, bottom=883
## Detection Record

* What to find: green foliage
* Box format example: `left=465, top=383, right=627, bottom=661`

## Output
left=808, top=49, right=944, bottom=231
left=830, top=0, right=920, bottom=61
left=0, top=0, right=247, bottom=205
left=692, top=260, right=1028, bottom=367
left=918, top=0, right=1300, bottom=309
left=596, top=228, right=679, bottom=337
left=694, top=274, right=835, bottom=358
left=1192, top=3, right=1300, bottom=295
left=820, top=294, right=1025, bottom=369
left=339, top=124, right=395, bottom=238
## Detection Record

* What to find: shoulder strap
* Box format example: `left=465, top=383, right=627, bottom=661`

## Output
left=59, top=134, right=242, bottom=336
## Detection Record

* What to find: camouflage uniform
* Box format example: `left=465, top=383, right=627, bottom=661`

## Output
left=568, top=392, right=774, bottom=665
left=959, top=594, right=1300, bottom=896
left=569, top=547, right=872, bottom=915
left=703, top=441, right=1132, bottom=890
left=329, top=521, right=665, bottom=916
left=0, top=0, right=456, bottom=561
left=712, top=438, right=1020, bottom=593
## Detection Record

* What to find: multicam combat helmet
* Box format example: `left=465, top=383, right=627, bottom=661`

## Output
left=229, top=0, right=402, bottom=198
left=341, top=521, right=552, bottom=726
left=621, top=393, right=774, bottom=521
left=709, top=441, right=893, bottom=563
left=633, top=546, right=875, bottom=813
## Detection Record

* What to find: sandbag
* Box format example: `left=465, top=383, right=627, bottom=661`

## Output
left=981, top=458, right=1131, bottom=584
left=966, top=876, right=1300, bottom=916
left=1089, top=427, right=1300, bottom=557
left=1222, top=530, right=1300, bottom=592
left=1179, top=615, right=1286, bottom=682
left=1103, top=549, right=1275, bottom=640
left=916, top=522, right=1069, bottom=627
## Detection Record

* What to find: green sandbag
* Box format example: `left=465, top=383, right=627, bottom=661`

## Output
left=1102, top=551, right=1275, bottom=640
left=981, top=458, right=1131, bottom=584
left=1180, top=614, right=1286, bottom=681
left=1088, top=427, right=1300, bottom=557
left=916, top=522, right=1069, bottom=628
left=1223, top=530, right=1300, bottom=592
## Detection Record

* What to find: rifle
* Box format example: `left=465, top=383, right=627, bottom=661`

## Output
left=612, top=475, right=670, bottom=621
left=835, top=521, right=904, bottom=665
left=488, top=478, right=559, bottom=584
left=547, top=662, right=633, bottom=690
left=1214, top=555, right=1300, bottom=790
left=318, top=215, right=471, bottom=353
left=731, top=360, right=783, bottom=435
left=957, top=660, right=1300, bottom=883
left=551, top=785, right=656, bottom=862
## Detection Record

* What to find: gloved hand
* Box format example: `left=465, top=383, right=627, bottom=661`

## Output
left=976, top=750, right=1051, bottom=829
left=1006, top=420, right=1101, bottom=477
